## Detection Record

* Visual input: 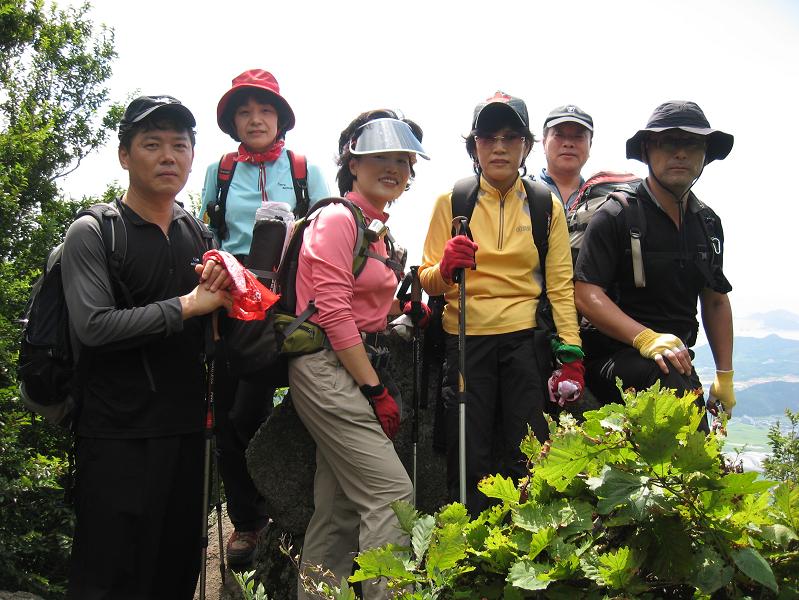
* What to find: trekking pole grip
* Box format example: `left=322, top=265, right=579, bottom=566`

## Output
left=450, top=216, right=474, bottom=284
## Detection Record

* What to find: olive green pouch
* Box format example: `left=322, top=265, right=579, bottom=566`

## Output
left=273, top=311, right=327, bottom=357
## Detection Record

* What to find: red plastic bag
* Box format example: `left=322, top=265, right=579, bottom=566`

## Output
left=202, top=250, right=279, bottom=321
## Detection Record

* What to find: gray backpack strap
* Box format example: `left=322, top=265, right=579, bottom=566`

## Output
left=610, top=191, right=647, bottom=288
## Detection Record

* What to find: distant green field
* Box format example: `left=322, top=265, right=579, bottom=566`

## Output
left=723, top=421, right=771, bottom=452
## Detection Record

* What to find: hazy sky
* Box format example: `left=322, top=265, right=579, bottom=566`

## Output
left=59, top=0, right=799, bottom=322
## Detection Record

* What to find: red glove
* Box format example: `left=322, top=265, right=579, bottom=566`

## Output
left=440, top=235, right=478, bottom=282
left=361, top=384, right=400, bottom=439
left=548, top=359, right=585, bottom=406
left=401, top=301, right=431, bottom=328
left=202, top=249, right=279, bottom=320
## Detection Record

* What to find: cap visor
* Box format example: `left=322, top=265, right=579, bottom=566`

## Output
left=138, top=103, right=196, bottom=127
left=350, top=118, right=429, bottom=159
left=545, top=116, right=593, bottom=131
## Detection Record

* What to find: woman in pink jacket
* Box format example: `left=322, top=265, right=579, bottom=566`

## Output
left=289, top=109, right=428, bottom=599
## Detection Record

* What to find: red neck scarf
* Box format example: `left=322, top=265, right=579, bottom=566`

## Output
left=235, top=140, right=284, bottom=164
left=234, top=141, right=285, bottom=205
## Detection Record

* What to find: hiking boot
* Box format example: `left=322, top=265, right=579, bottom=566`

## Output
left=225, top=530, right=259, bottom=566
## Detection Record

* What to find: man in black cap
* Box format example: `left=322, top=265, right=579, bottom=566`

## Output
left=62, top=96, right=232, bottom=598
left=574, top=101, right=736, bottom=426
left=536, top=104, right=594, bottom=211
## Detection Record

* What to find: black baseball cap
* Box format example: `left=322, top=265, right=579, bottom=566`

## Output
left=472, top=91, right=529, bottom=131
left=119, top=95, right=196, bottom=132
left=626, top=101, right=733, bottom=164
left=544, top=104, right=593, bottom=132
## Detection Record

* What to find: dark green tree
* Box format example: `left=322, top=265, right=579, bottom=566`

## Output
left=0, top=0, right=119, bottom=595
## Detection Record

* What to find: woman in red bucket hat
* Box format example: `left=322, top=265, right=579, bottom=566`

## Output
left=199, top=69, right=329, bottom=566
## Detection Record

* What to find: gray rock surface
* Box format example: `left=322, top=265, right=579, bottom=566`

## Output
left=0, top=593, right=46, bottom=600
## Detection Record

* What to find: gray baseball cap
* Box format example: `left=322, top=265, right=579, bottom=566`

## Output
left=544, top=104, right=593, bottom=132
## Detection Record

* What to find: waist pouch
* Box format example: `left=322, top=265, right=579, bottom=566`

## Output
left=273, top=312, right=327, bottom=357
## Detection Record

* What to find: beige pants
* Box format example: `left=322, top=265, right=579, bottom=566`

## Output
left=290, top=349, right=412, bottom=600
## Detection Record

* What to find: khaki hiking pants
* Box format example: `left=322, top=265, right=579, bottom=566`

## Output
left=289, top=349, right=411, bottom=600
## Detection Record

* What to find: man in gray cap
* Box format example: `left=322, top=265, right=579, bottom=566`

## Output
left=63, top=96, right=232, bottom=597
left=537, top=104, right=594, bottom=211
left=574, top=101, right=736, bottom=427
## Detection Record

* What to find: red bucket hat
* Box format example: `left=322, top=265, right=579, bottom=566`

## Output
left=216, top=69, right=296, bottom=137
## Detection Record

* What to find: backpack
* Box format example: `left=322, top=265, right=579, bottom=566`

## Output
left=17, top=200, right=213, bottom=427
left=222, top=197, right=404, bottom=384
left=205, top=149, right=310, bottom=240
left=567, top=171, right=722, bottom=288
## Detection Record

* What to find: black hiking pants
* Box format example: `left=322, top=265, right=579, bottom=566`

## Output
left=585, top=346, right=710, bottom=433
left=443, top=329, right=547, bottom=516
left=213, top=341, right=273, bottom=533
left=68, top=433, right=203, bottom=600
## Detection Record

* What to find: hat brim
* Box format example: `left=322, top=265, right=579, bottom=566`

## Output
left=473, top=102, right=526, bottom=131
left=216, top=84, right=296, bottom=136
left=626, top=126, right=734, bottom=164
left=350, top=118, right=429, bottom=160
left=134, top=103, right=196, bottom=128
left=544, top=115, right=593, bottom=131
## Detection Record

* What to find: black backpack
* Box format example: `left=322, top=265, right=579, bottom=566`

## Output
left=17, top=200, right=213, bottom=426
left=205, top=150, right=311, bottom=240
left=221, top=197, right=405, bottom=384
left=567, top=171, right=722, bottom=288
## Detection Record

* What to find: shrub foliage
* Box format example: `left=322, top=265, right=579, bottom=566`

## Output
left=348, top=385, right=799, bottom=599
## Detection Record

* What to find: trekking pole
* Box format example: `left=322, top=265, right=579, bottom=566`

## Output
left=200, top=315, right=225, bottom=600
left=199, top=359, right=214, bottom=600
left=211, top=316, right=226, bottom=582
left=409, top=266, right=422, bottom=507
left=451, top=217, right=472, bottom=506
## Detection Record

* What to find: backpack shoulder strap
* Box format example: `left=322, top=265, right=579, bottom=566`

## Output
left=522, top=180, right=554, bottom=285
left=610, top=190, right=647, bottom=288
left=79, top=200, right=131, bottom=305
left=451, top=175, right=481, bottom=222
left=207, top=151, right=238, bottom=240
left=287, top=150, right=311, bottom=218
left=177, top=202, right=216, bottom=254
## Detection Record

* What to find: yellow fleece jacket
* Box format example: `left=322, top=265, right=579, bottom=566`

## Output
left=419, top=175, right=580, bottom=345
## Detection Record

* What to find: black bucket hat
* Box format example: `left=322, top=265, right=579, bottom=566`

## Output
left=626, top=101, right=733, bottom=164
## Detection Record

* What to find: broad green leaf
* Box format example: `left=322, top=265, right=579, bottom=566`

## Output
left=732, top=547, right=779, bottom=593
left=731, top=491, right=774, bottom=532
left=436, top=502, right=469, bottom=526
left=391, top=500, right=419, bottom=534
left=537, top=432, right=599, bottom=492
left=427, top=523, right=467, bottom=574
left=483, top=527, right=518, bottom=570
left=478, top=474, right=520, bottom=504
left=627, top=390, right=684, bottom=464
left=589, top=466, right=649, bottom=515
left=559, top=500, right=595, bottom=537
left=689, top=545, right=734, bottom=594
left=520, top=429, right=543, bottom=460
left=464, top=521, right=490, bottom=550
left=721, top=471, right=776, bottom=495
left=648, top=516, right=696, bottom=580
left=597, top=546, right=642, bottom=590
left=351, top=547, right=413, bottom=582
left=760, top=524, right=798, bottom=548
left=514, top=502, right=561, bottom=532
left=528, top=527, right=556, bottom=559
left=411, top=514, right=435, bottom=563
left=671, top=429, right=719, bottom=474
left=773, top=483, right=799, bottom=530
left=507, top=559, right=551, bottom=591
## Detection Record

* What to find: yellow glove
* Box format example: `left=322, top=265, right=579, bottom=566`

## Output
left=709, top=370, right=736, bottom=415
left=632, top=328, right=685, bottom=359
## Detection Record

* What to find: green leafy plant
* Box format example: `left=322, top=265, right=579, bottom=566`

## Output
left=233, top=569, right=270, bottom=600
left=763, top=409, right=799, bottom=484
left=348, top=384, right=799, bottom=599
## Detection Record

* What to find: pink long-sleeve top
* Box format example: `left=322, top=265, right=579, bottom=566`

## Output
left=294, top=191, right=397, bottom=351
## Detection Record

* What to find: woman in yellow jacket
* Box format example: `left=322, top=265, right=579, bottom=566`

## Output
left=419, top=92, right=584, bottom=515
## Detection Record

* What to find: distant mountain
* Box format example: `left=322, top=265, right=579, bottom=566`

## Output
left=693, top=335, right=799, bottom=417
left=694, top=334, right=799, bottom=380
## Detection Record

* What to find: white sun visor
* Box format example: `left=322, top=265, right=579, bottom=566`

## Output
left=349, top=118, right=430, bottom=159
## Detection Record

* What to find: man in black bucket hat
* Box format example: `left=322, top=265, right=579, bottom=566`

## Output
left=574, top=101, right=736, bottom=427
